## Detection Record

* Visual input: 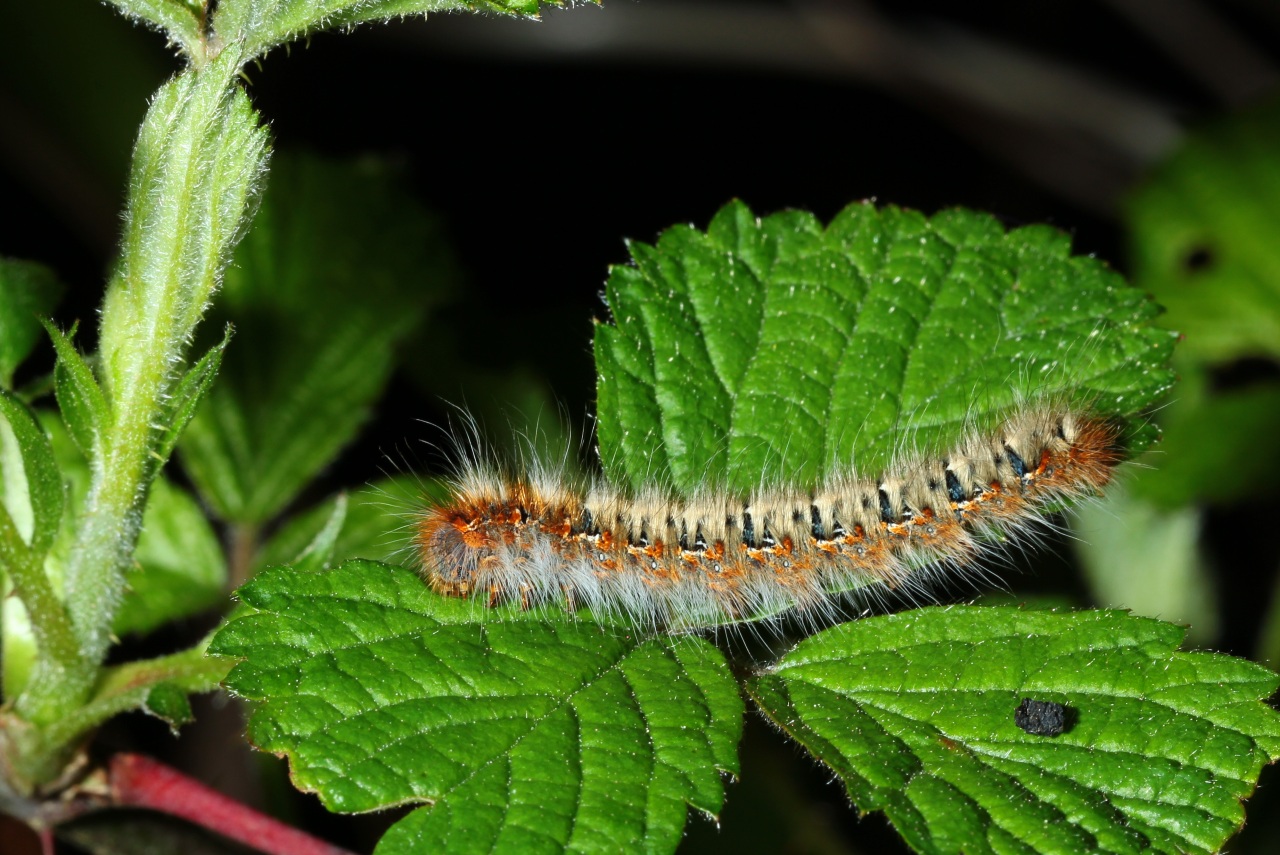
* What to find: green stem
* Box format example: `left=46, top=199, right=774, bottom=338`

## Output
left=1, top=642, right=229, bottom=796
left=42, top=644, right=232, bottom=751
left=229, top=522, right=260, bottom=589
left=15, top=45, right=268, bottom=729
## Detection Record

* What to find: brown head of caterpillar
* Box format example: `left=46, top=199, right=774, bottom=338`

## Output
left=417, top=506, right=485, bottom=598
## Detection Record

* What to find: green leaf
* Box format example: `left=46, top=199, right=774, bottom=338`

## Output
left=0, top=259, right=64, bottom=388
left=1128, top=101, right=1280, bottom=366
left=178, top=153, right=455, bottom=524
left=104, top=1, right=204, bottom=58
left=596, top=201, right=1177, bottom=493
left=145, top=324, right=230, bottom=483
left=143, top=681, right=195, bottom=730
left=746, top=606, right=1280, bottom=855
left=212, top=1, right=547, bottom=64
left=212, top=561, right=743, bottom=852
left=0, top=393, right=65, bottom=560
left=115, top=476, right=227, bottom=637
left=42, top=320, right=110, bottom=461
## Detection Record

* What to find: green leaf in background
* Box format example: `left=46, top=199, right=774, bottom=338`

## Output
left=0, top=259, right=64, bottom=389
left=211, top=560, right=743, bottom=853
left=179, top=153, right=456, bottom=525
left=596, top=201, right=1177, bottom=493
left=288, top=493, right=347, bottom=574
left=1069, top=374, right=1269, bottom=646
left=1129, top=374, right=1280, bottom=508
left=1123, top=99, right=1280, bottom=748
left=747, top=607, right=1280, bottom=855
left=1128, top=101, right=1280, bottom=366
left=1073, top=477, right=1217, bottom=646
left=255, top=476, right=428, bottom=572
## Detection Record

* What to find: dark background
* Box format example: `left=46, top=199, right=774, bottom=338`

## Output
left=3, top=1, right=1280, bottom=852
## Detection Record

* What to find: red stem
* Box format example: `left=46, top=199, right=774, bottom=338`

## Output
left=108, top=753, right=358, bottom=855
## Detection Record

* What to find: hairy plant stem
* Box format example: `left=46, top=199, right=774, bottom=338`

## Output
left=11, top=42, right=267, bottom=752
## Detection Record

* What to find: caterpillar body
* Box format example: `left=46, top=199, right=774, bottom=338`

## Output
left=415, top=404, right=1122, bottom=630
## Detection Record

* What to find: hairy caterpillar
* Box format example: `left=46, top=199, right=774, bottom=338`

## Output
left=414, top=402, right=1123, bottom=630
